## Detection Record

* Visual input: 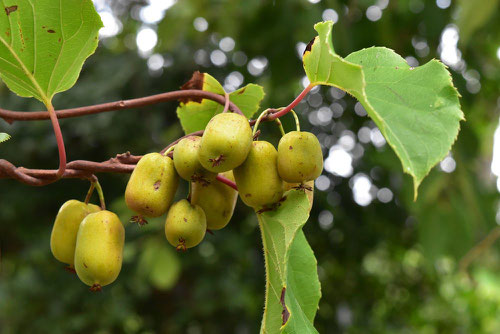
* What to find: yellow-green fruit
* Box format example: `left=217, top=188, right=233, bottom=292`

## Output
left=165, top=199, right=206, bottom=251
left=50, top=200, right=101, bottom=267
left=284, top=180, right=314, bottom=212
left=191, top=171, right=237, bottom=230
left=198, top=113, right=253, bottom=173
left=234, top=141, right=284, bottom=208
left=173, top=136, right=216, bottom=185
left=125, top=153, right=179, bottom=217
left=74, top=210, right=125, bottom=290
left=277, top=131, right=323, bottom=183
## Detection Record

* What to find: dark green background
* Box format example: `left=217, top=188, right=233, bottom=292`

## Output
left=1, top=0, right=499, bottom=333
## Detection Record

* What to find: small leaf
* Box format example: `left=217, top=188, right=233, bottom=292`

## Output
left=303, top=21, right=463, bottom=198
left=177, top=72, right=265, bottom=134
left=258, top=190, right=321, bottom=333
left=0, top=0, right=103, bottom=104
left=0, top=132, right=11, bottom=143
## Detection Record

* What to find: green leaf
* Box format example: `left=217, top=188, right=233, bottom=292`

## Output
left=0, top=0, right=102, bottom=104
left=137, top=238, right=181, bottom=291
left=176, top=72, right=265, bottom=134
left=257, top=190, right=321, bottom=334
left=0, top=132, right=11, bottom=143
left=303, top=21, right=463, bottom=198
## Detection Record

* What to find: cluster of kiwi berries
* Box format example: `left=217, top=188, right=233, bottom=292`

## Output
left=50, top=110, right=322, bottom=290
left=126, top=111, right=322, bottom=251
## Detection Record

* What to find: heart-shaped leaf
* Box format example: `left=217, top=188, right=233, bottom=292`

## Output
left=303, top=21, right=463, bottom=198
left=177, top=72, right=265, bottom=134
left=0, top=0, right=102, bottom=104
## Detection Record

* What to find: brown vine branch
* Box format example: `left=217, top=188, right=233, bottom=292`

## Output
left=0, top=84, right=313, bottom=189
left=0, top=151, right=238, bottom=190
left=0, top=89, right=243, bottom=123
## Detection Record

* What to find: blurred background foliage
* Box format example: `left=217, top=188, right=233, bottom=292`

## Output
left=1, top=0, right=499, bottom=333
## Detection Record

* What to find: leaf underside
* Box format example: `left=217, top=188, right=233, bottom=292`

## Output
left=176, top=72, right=265, bottom=134
left=303, top=21, right=463, bottom=198
left=258, top=190, right=321, bottom=334
left=0, top=0, right=103, bottom=104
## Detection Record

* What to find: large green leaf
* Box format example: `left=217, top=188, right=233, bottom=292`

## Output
left=0, top=0, right=102, bottom=104
left=177, top=72, right=265, bottom=134
left=303, top=21, right=463, bottom=198
left=258, top=190, right=321, bottom=334
left=0, top=132, right=11, bottom=143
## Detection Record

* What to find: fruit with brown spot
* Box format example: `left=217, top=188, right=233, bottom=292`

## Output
left=284, top=180, right=314, bottom=212
left=198, top=113, right=253, bottom=173
left=125, top=153, right=179, bottom=217
left=191, top=171, right=237, bottom=230
left=74, top=210, right=125, bottom=290
left=50, top=200, right=101, bottom=268
left=165, top=199, right=207, bottom=251
left=277, top=131, right=323, bottom=183
left=234, top=141, right=284, bottom=209
left=173, top=136, right=216, bottom=185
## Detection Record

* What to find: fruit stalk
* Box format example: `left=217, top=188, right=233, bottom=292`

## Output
left=267, top=84, right=314, bottom=120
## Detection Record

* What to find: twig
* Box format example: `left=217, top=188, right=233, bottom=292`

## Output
left=0, top=83, right=314, bottom=187
left=0, top=90, right=243, bottom=123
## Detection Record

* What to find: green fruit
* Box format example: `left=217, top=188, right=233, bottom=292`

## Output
left=198, top=113, right=253, bottom=173
left=277, top=131, right=323, bottom=183
left=284, top=180, right=314, bottom=212
left=165, top=199, right=207, bottom=251
left=125, top=153, right=179, bottom=218
left=191, top=171, right=238, bottom=230
left=50, top=200, right=101, bottom=267
left=74, top=210, right=125, bottom=291
left=234, top=141, right=284, bottom=209
left=173, top=136, right=216, bottom=185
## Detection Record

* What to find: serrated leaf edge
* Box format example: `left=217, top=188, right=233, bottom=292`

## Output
left=304, top=21, right=464, bottom=200
left=257, top=190, right=315, bottom=333
left=0, top=132, right=11, bottom=143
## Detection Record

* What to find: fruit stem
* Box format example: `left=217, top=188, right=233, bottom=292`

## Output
left=252, top=109, right=270, bottom=137
left=268, top=84, right=314, bottom=120
left=222, top=91, right=230, bottom=113
left=84, top=181, right=96, bottom=204
left=290, top=110, right=300, bottom=132
left=187, top=182, right=192, bottom=202
left=162, top=145, right=176, bottom=157
left=274, top=118, right=286, bottom=137
left=46, top=102, right=67, bottom=178
left=216, top=174, right=238, bottom=190
left=94, top=179, right=106, bottom=210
